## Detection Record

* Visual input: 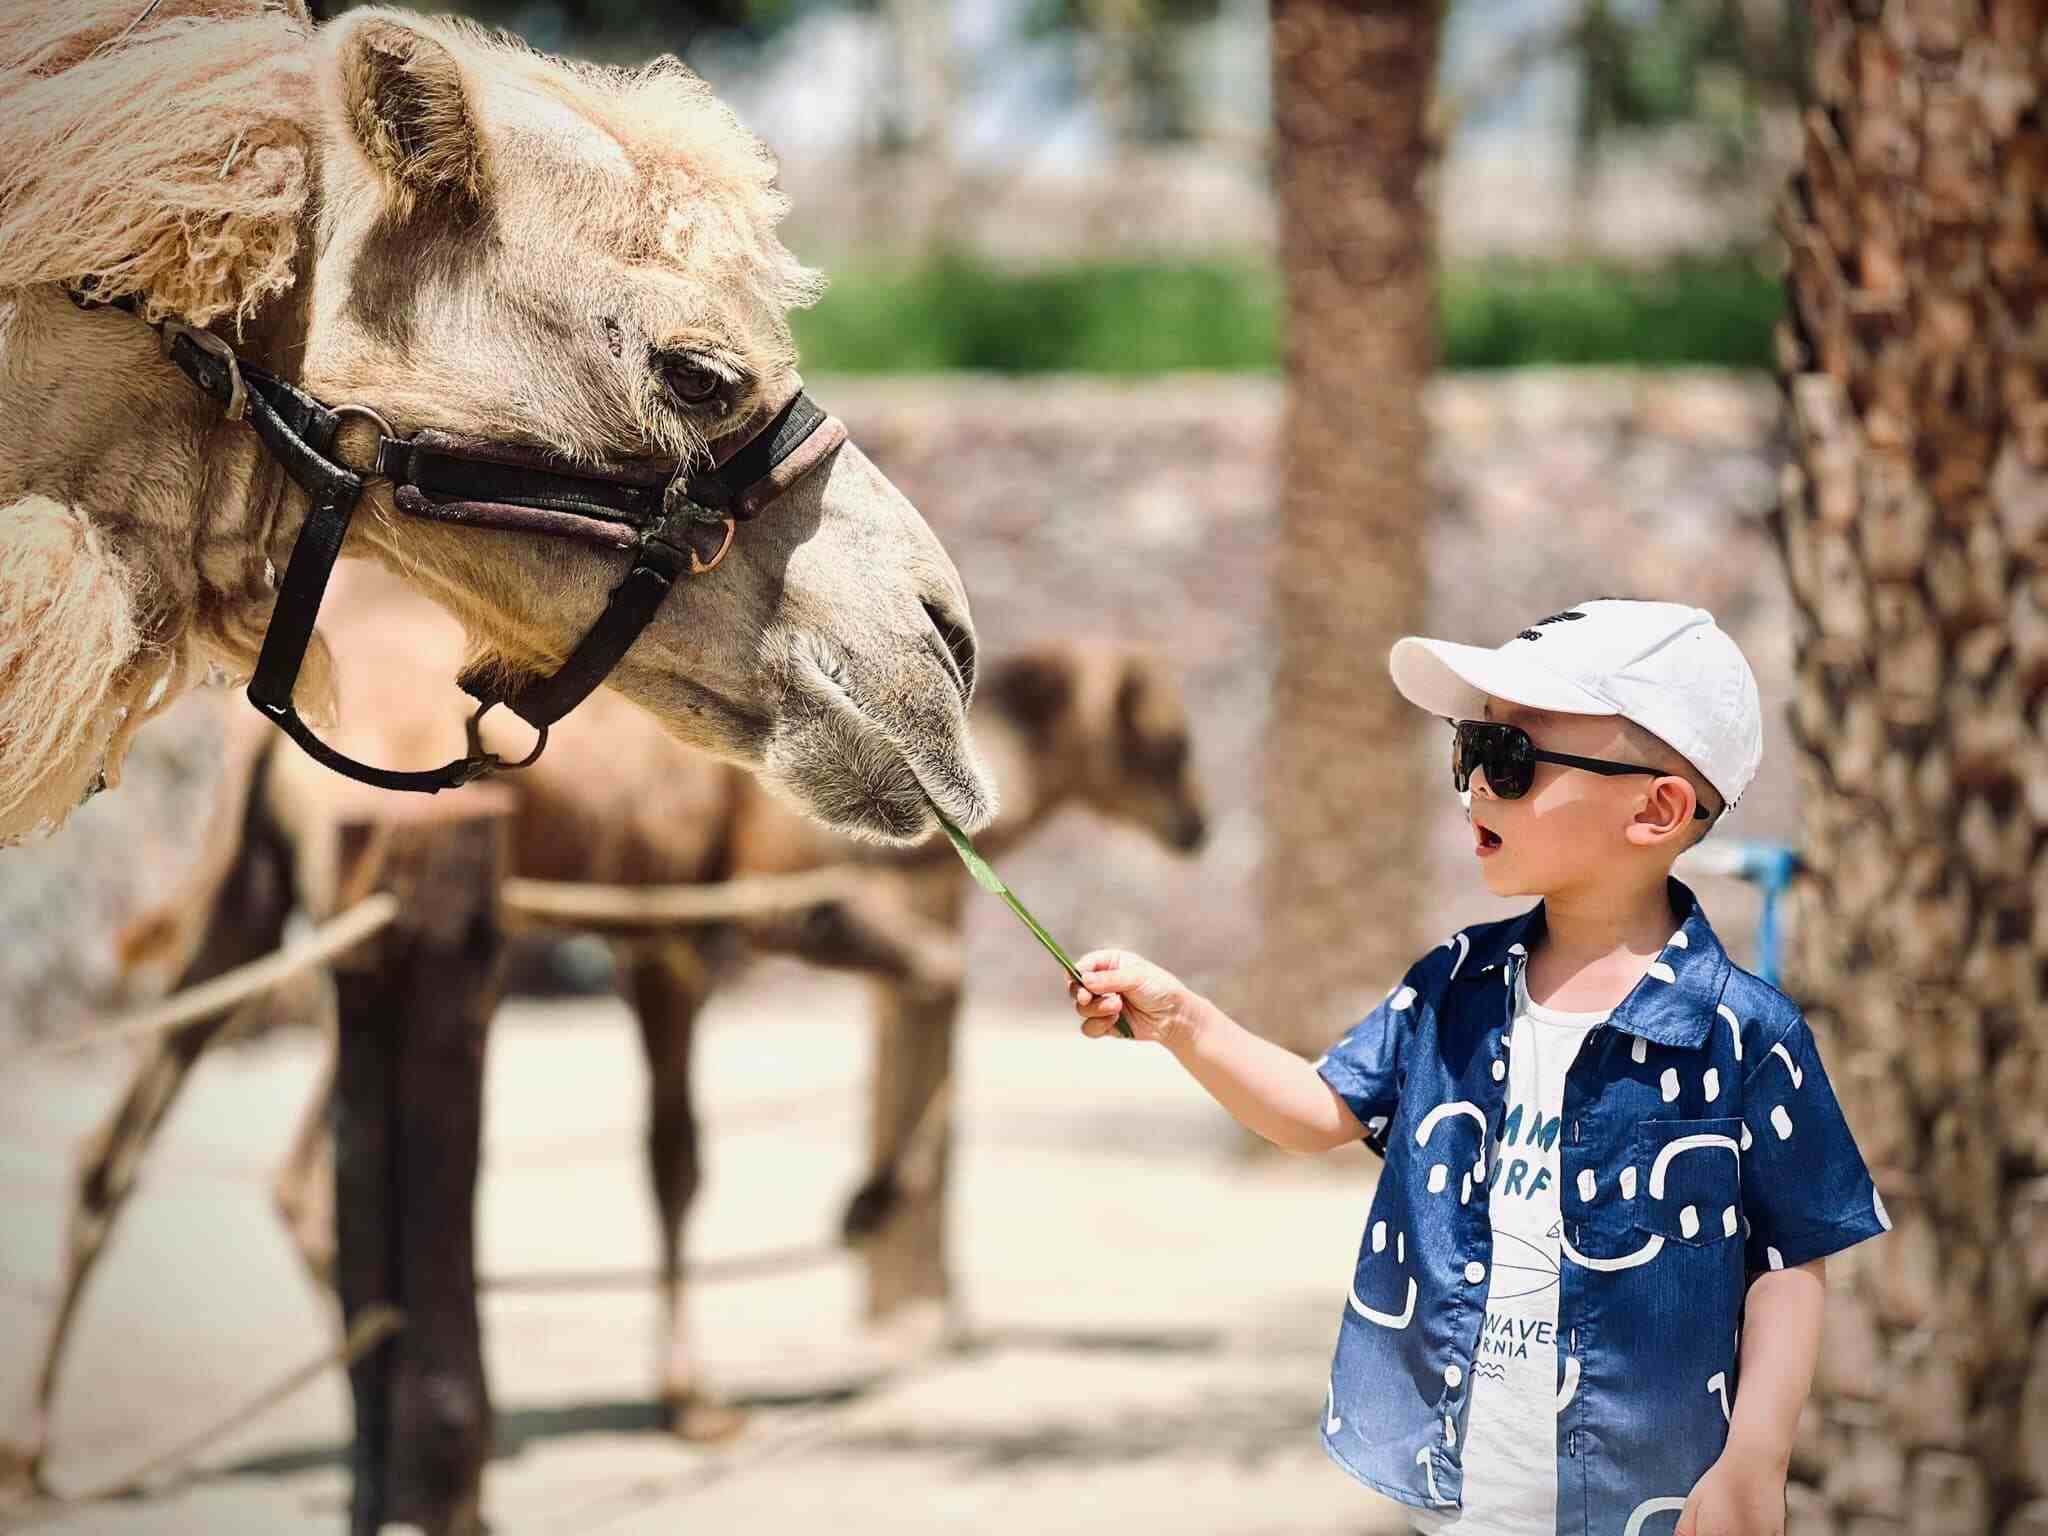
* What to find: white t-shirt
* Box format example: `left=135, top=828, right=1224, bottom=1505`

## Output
left=1411, top=968, right=1609, bottom=1535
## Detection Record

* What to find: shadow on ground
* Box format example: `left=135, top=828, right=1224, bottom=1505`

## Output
left=195, top=1323, right=1235, bottom=1489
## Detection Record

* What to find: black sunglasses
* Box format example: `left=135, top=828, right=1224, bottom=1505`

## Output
left=1449, top=719, right=1711, bottom=820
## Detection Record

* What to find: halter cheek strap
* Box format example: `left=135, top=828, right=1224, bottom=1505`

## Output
left=150, top=316, right=844, bottom=794
left=165, top=327, right=474, bottom=792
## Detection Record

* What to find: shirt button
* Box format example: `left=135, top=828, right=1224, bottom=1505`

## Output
left=1465, top=1261, right=1486, bottom=1284
left=1444, top=1364, right=1464, bottom=1390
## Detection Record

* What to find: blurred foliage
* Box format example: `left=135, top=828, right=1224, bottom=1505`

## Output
left=1021, top=0, right=1225, bottom=142
left=792, top=254, right=1782, bottom=373
left=794, top=255, right=1278, bottom=374
left=1441, top=258, right=1780, bottom=369
left=1573, top=0, right=1807, bottom=183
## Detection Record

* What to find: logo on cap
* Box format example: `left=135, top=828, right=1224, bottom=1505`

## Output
left=1515, top=610, right=1586, bottom=643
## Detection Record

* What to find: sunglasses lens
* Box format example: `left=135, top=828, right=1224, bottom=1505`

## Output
left=1450, top=723, right=1487, bottom=791
left=1453, top=722, right=1535, bottom=799
left=1490, top=728, right=1534, bottom=797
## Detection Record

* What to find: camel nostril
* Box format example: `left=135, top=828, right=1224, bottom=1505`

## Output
left=921, top=598, right=977, bottom=705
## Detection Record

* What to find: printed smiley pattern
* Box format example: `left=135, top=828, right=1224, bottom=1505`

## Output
left=1314, top=879, right=1888, bottom=1533
left=1409, top=971, right=1610, bottom=1536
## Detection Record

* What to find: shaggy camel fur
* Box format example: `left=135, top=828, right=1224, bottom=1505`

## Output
left=0, top=0, right=992, bottom=847
left=14, top=567, right=1207, bottom=1475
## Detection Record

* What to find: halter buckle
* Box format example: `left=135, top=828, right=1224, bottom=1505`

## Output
left=161, top=321, right=247, bottom=422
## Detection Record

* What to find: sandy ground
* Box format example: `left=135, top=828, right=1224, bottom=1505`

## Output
left=0, top=960, right=1419, bottom=1536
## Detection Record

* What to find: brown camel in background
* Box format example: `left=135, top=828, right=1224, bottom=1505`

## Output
left=18, top=561, right=1209, bottom=1472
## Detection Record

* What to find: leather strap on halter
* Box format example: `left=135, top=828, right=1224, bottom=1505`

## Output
left=143, top=311, right=843, bottom=793
left=166, top=327, right=488, bottom=792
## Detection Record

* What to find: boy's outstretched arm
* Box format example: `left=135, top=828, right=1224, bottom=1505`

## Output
left=1070, top=950, right=1365, bottom=1155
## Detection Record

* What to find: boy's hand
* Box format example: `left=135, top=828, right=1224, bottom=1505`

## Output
left=1675, top=1446, right=1786, bottom=1536
left=1068, top=950, right=1198, bottom=1047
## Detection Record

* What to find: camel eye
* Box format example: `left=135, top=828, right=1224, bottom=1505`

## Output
left=664, top=358, right=725, bottom=406
left=654, top=349, right=737, bottom=412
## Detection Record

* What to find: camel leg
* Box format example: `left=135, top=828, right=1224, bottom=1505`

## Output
left=332, top=816, right=506, bottom=1536
left=846, top=967, right=962, bottom=1337
left=273, top=994, right=338, bottom=1295
left=617, top=936, right=745, bottom=1444
left=0, top=1030, right=223, bottom=1497
left=0, top=764, right=295, bottom=1494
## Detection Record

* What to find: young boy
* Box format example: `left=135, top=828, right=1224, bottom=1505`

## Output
left=1068, top=600, right=1888, bottom=1536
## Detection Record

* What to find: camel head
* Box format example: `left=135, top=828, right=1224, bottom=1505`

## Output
left=0, top=1, right=989, bottom=845
left=288, top=10, right=990, bottom=842
left=986, top=647, right=1209, bottom=854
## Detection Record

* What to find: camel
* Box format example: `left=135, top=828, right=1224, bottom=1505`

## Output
left=15, top=558, right=1208, bottom=1483
left=0, top=0, right=994, bottom=850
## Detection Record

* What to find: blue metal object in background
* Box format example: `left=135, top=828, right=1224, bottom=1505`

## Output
left=1677, top=840, right=1803, bottom=986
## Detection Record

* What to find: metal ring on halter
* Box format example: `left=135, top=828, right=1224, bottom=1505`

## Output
left=691, top=517, right=737, bottom=575
left=328, top=404, right=398, bottom=476
left=464, top=698, right=549, bottom=775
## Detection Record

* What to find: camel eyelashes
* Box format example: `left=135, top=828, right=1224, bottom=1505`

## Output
left=652, top=349, right=743, bottom=412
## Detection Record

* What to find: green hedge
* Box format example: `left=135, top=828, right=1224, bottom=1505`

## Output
left=790, top=255, right=1782, bottom=374
left=1441, top=261, right=1783, bottom=370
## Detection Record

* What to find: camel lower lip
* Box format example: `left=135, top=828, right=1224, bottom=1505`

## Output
left=774, top=684, right=983, bottom=847
left=794, top=655, right=989, bottom=838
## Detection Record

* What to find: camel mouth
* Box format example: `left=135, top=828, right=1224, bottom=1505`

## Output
left=772, top=642, right=996, bottom=846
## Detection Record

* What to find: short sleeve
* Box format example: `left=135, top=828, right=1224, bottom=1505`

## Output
left=1740, top=1010, right=1889, bottom=1273
left=1315, top=967, right=1424, bottom=1156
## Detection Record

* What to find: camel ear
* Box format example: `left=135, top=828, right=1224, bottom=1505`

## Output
left=335, top=15, right=485, bottom=214
left=987, top=654, right=1073, bottom=738
left=1114, top=665, right=1147, bottom=739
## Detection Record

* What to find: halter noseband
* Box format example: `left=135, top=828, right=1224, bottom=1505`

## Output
left=138, top=309, right=845, bottom=794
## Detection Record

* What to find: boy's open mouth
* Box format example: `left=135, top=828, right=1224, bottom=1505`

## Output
left=1474, top=819, right=1504, bottom=853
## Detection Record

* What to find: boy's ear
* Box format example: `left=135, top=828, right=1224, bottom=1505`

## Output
left=1624, top=775, right=1698, bottom=848
left=333, top=14, right=486, bottom=216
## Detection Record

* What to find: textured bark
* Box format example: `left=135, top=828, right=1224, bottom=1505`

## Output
left=1260, top=0, right=1440, bottom=1055
left=1775, top=3, right=2048, bottom=1531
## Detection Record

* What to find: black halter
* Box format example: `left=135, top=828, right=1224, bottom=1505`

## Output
left=136, top=311, right=844, bottom=794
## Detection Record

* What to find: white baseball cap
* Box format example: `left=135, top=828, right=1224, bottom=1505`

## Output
left=1388, top=599, right=1762, bottom=812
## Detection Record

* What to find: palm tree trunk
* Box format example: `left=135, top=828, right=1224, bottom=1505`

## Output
left=1259, top=0, right=1441, bottom=1056
left=1775, top=3, right=2048, bottom=1530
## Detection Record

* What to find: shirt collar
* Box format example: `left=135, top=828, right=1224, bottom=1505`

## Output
left=1459, top=877, right=1730, bottom=1049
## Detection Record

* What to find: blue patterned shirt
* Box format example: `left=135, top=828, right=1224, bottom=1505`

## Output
left=1314, top=879, right=1887, bottom=1533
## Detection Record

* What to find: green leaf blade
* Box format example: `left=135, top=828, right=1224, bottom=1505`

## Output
left=931, top=807, right=1130, bottom=1038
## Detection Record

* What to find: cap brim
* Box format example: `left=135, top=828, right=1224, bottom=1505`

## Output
left=1389, top=637, right=1617, bottom=721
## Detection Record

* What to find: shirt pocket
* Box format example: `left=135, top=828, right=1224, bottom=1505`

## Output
left=1631, top=1117, right=1745, bottom=1248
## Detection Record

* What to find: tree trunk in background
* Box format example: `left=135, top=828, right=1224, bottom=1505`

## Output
left=1775, top=3, right=2048, bottom=1531
left=1259, top=0, right=1440, bottom=1056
